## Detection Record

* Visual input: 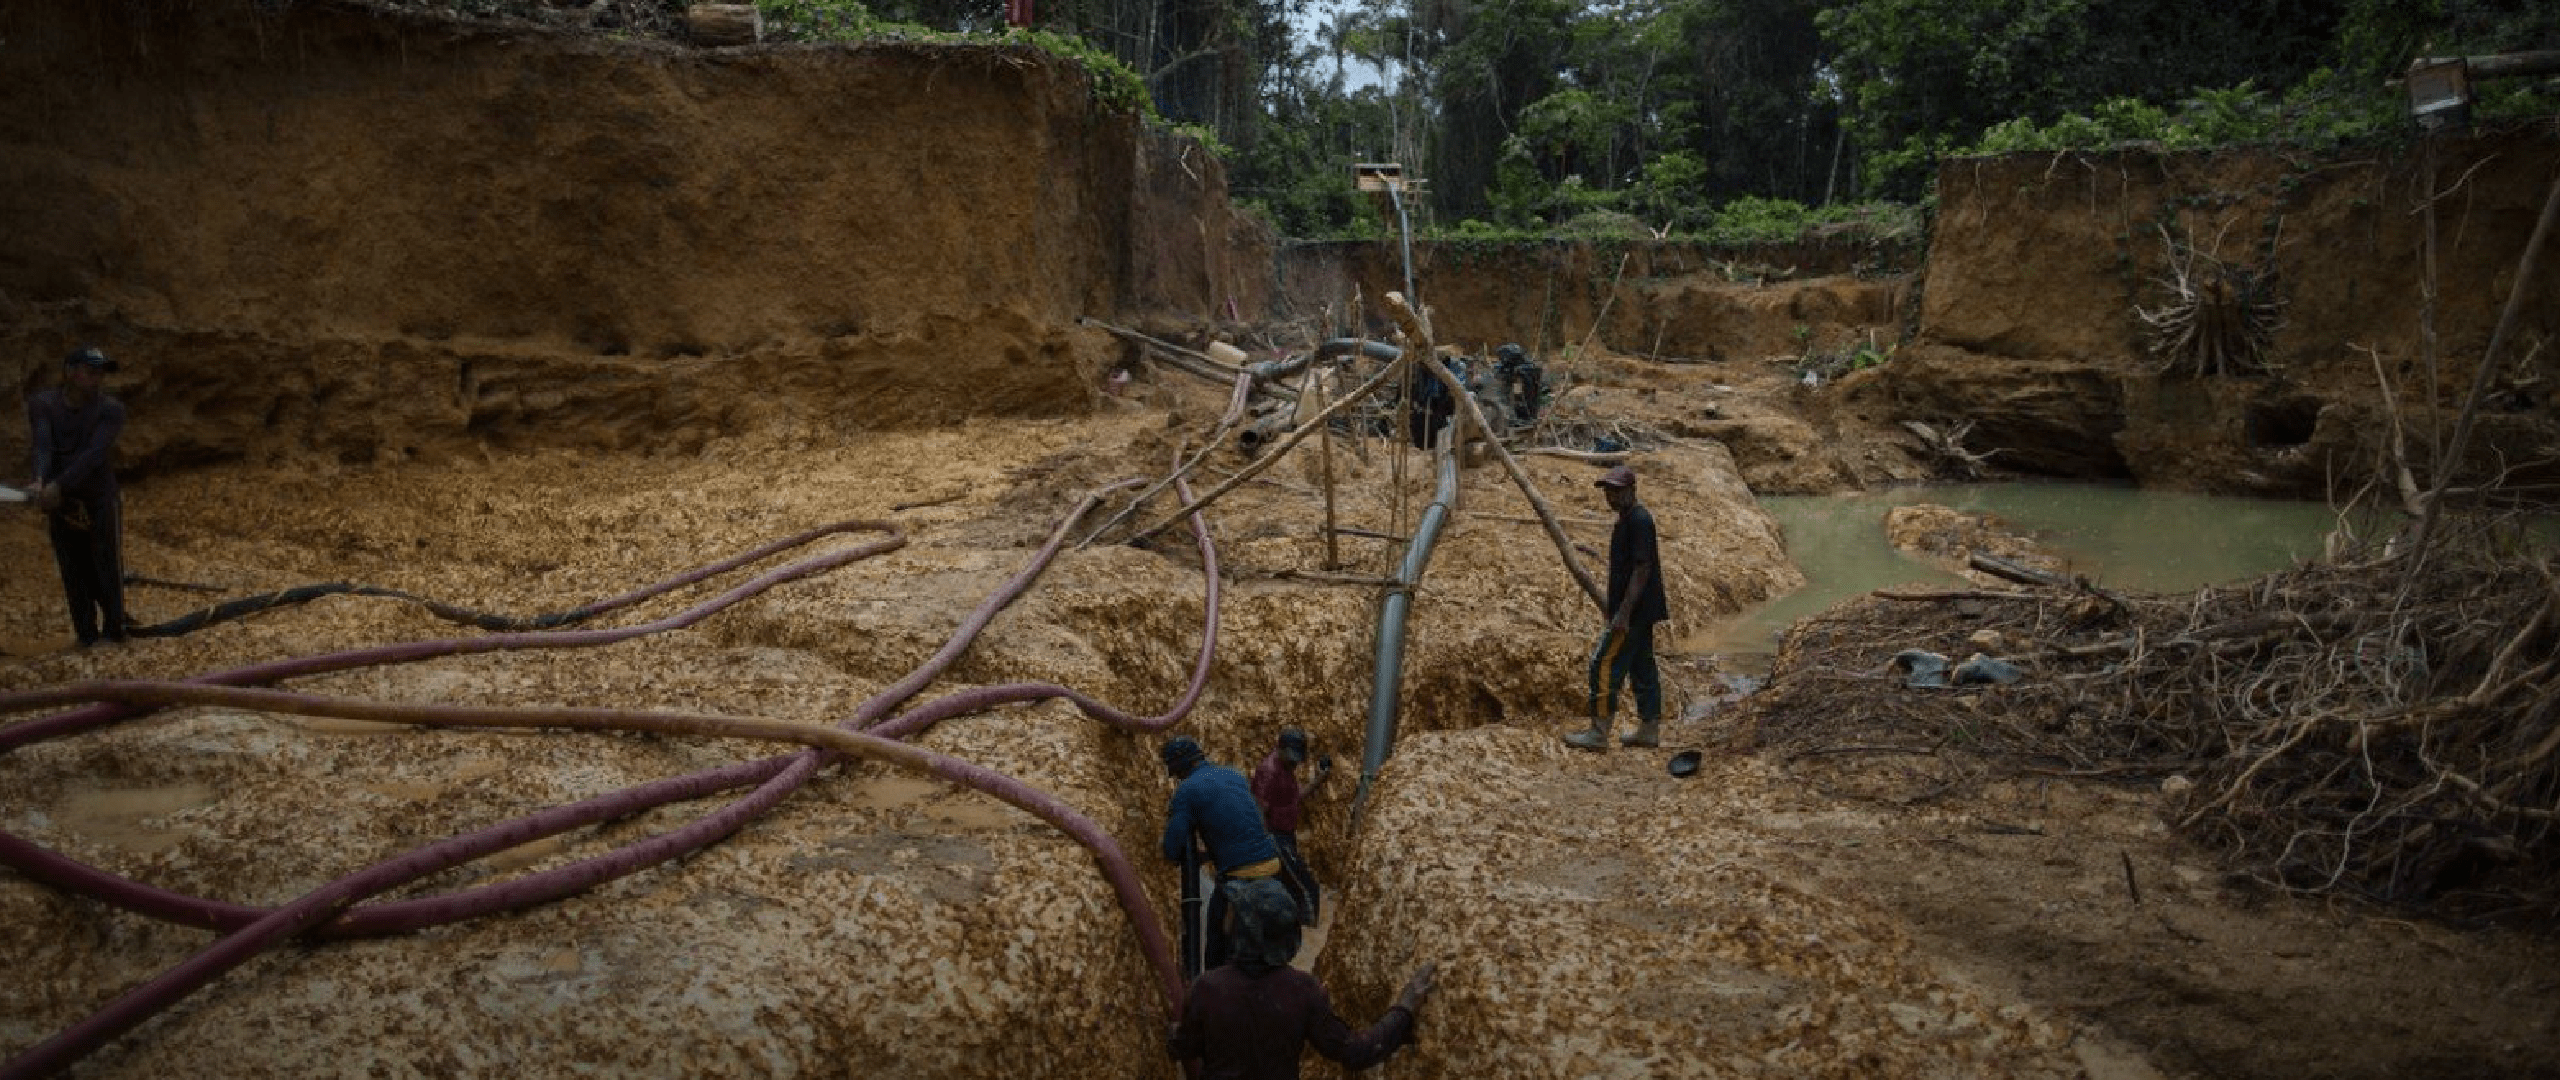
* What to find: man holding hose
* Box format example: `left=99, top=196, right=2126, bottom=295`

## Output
left=1161, top=737, right=1283, bottom=978
left=24, top=346, right=130, bottom=648
left=1566, top=465, right=1668, bottom=751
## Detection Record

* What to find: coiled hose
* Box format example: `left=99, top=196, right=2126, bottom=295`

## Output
left=0, top=474, right=1222, bottom=1079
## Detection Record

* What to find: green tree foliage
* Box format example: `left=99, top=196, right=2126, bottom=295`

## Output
left=753, top=0, right=2559, bottom=239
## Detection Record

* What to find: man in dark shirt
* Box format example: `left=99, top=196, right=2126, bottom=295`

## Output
left=1567, top=465, right=1670, bottom=751
left=1494, top=342, right=1544, bottom=426
left=1167, top=876, right=1435, bottom=1080
left=25, top=347, right=130, bottom=648
left=1250, top=728, right=1333, bottom=927
left=1161, top=737, right=1284, bottom=978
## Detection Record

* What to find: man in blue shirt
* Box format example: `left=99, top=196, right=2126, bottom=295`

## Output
left=1567, top=465, right=1670, bottom=751
left=1160, top=737, right=1282, bottom=978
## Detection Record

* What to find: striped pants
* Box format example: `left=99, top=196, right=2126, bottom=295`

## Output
left=1587, top=619, right=1662, bottom=727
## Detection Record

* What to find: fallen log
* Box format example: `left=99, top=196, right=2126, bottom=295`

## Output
left=685, top=4, right=761, bottom=45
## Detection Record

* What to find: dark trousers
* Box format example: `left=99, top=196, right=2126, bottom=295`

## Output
left=1181, top=862, right=1260, bottom=979
left=48, top=495, right=127, bottom=645
left=1588, top=619, right=1662, bottom=726
left=1273, top=831, right=1321, bottom=926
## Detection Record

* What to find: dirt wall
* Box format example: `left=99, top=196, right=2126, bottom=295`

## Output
left=0, top=0, right=1267, bottom=474
left=1871, top=126, right=2560, bottom=492
left=1276, top=236, right=1919, bottom=361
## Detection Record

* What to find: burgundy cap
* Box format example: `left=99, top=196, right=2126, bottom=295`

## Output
left=1595, top=465, right=1637, bottom=489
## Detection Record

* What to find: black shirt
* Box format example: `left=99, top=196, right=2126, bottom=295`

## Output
left=1607, top=502, right=1669, bottom=625
left=27, top=389, right=125, bottom=504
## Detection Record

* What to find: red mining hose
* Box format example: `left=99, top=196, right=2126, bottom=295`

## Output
left=0, top=686, right=1185, bottom=1080
left=0, top=477, right=1218, bottom=1076
left=870, top=469, right=1220, bottom=742
left=0, top=481, right=1205, bottom=937
left=0, top=520, right=909, bottom=752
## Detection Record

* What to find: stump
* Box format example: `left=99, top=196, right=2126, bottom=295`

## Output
left=685, top=4, right=762, bottom=46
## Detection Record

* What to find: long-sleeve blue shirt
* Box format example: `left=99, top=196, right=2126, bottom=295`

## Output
left=1161, top=763, right=1279, bottom=874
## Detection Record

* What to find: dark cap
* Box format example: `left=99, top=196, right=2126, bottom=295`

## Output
left=1595, top=465, right=1637, bottom=489
left=1277, top=728, right=1309, bottom=763
left=1160, top=737, right=1206, bottom=776
left=1496, top=342, right=1525, bottom=362
left=63, top=346, right=118, bottom=373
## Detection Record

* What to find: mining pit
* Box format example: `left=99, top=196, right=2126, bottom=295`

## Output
left=4, top=4, right=2558, bottom=1078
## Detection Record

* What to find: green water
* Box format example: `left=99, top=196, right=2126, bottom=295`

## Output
left=1690, top=482, right=2351, bottom=661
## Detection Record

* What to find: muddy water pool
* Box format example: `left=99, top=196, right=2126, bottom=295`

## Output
left=1687, top=482, right=2351, bottom=667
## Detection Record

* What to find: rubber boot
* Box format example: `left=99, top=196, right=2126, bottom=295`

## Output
left=1564, top=719, right=1612, bottom=752
left=1620, top=719, right=1661, bottom=749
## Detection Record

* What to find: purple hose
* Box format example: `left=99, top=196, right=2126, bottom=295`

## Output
left=0, top=686, right=1186, bottom=1080
left=0, top=483, right=1207, bottom=937
left=0, top=475, right=1220, bottom=1076
left=0, top=521, right=909, bottom=752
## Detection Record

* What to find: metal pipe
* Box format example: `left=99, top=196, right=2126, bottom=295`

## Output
left=1359, top=447, right=1460, bottom=797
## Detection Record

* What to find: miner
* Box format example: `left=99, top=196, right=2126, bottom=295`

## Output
left=1250, top=727, right=1332, bottom=927
left=1166, top=876, right=1437, bottom=1079
left=1565, top=465, right=1669, bottom=750
left=1160, top=736, right=1283, bottom=977
left=25, top=346, right=130, bottom=648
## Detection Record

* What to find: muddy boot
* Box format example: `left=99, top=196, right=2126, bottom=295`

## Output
left=1564, top=720, right=1612, bottom=752
left=1620, top=719, right=1661, bottom=749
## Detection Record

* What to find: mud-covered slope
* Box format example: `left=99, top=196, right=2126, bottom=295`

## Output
left=1861, top=127, right=2560, bottom=493
left=0, top=0, right=1267, bottom=472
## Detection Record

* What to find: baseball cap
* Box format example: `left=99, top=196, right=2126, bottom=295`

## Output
left=64, top=346, right=118, bottom=372
left=1595, top=465, right=1637, bottom=489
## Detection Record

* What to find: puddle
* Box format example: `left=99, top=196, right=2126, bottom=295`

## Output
left=1, top=634, right=73, bottom=658
left=56, top=783, right=220, bottom=853
left=1686, top=482, right=2353, bottom=666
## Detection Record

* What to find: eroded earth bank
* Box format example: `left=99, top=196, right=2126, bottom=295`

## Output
left=4, top=3, right=2557, bottom=1078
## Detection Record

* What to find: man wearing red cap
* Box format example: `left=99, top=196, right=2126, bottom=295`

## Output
left=1567, top=464, right=1668, bottom=750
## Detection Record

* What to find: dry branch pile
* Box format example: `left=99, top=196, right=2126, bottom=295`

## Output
left=1749, top=517, right=2560, bottom=921
left=2135, top=224, right=2286, bottom=378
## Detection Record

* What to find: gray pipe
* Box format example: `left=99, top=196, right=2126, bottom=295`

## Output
left=1315, top=338, right=1403, bottom=364
left=1358, top=446, right=1460, bottom=802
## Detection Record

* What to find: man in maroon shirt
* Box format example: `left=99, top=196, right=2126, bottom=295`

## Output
left=1167, top=877, right=1435, bottom=1079
left=1250, top=728, right=1332, bottom=927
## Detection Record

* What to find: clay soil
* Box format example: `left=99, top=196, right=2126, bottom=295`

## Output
left=5, top=5, right=2557, bottom=1075
left=5, top=364, right=2555, bottom=1078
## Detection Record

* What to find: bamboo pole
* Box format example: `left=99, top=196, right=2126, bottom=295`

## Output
left=1382, top=293, right=1606, bottom=610
left=1123, top=356, right=1411, bottom=546
left=2406, top=167, right=2560, bottom=576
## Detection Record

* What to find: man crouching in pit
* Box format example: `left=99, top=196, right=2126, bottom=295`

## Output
left=1167, top=876, right=1436, bottom=1078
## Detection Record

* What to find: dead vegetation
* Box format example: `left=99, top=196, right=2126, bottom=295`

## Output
left=1749, top=515, right=2560, bottom=923
left=2136, top=222, right=2287, bottom=377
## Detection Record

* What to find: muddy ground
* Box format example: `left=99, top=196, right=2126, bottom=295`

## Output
left=5, top=363, right=2555, bottom=1078
left=4, top=2, right=2557, bottom=1076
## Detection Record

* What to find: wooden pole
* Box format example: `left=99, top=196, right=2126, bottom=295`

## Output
left=1383, top=293, right=1606, bottom=610
left=2406, top=168, right=2560, bottom=575
left=1123, top=356, right=1411, bottom=546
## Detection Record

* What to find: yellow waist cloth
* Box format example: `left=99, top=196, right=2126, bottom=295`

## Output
left=1225, top=858, right=1282, bottom=880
